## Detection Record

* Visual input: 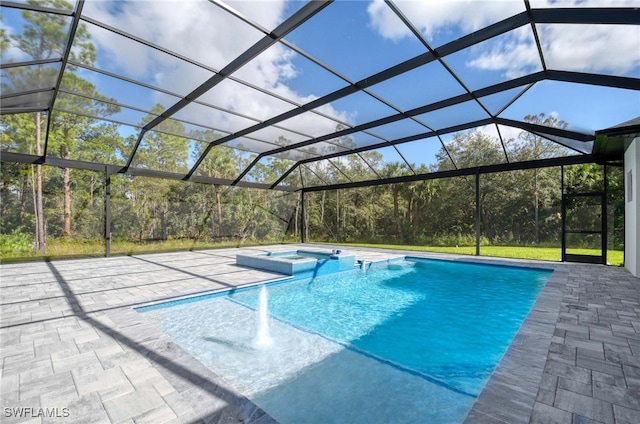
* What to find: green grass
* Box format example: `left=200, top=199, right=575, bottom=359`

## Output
left=1, top=237, right=624, bottom=266
left=0, top=238, right=287, bottom=263
left=321, top=242, right=624, bottom=266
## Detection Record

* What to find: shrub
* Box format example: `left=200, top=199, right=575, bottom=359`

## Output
left=0, top=230, right=33, bottom=256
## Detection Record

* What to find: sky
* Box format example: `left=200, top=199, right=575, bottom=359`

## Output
left=2, top=0, right=640, bottom=184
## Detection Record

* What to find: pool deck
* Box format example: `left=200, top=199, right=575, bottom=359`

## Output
left=1, top=244, right=639, bottom=424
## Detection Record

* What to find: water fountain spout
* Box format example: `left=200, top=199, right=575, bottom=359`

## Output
left=254, top=285, right=273, bottom=348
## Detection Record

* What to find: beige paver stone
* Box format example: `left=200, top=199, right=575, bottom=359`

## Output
left=2, top=356, right=51, bottom=377
left=76, top=336, right=119, bottom=354
left=95, top=348, right=143, bottom=368
left=118, top=356, right=152, bottom=374
left=97, top=380, right=136, bottom=402
left=102, top=385, right=165, bottom=423
left=73, top=329, right=102, bottom=345
left=162, top=391, right=195, bottom=417
left=555, top=380, right=614, bottom=423
left=72, top=365, right=128, bottom=396
left=18, top=363, right=54, bottom=384
left=19, top=371, right=75, bottom=402
left=34, top=339, right=79, bottom=357
left=593, top=380, right=640, bottom=411
left=20, top=329, right=59, bottom=344
left=42, top=392, right=110, bottom=424
left=94, top=342, right=125, bottom=359
left=130, top=404, right=178, bottom=424
left=1, top=373, right=20, bottom=404
left=57, top=326, right=97, bottom=341
left=613, top=404, right=640, bottom=423
left=1, top=341, right=35, bottom=360
left=30, top=309, right=63, bottom=322
left=123, top=364, right=165, bottom=388
left=530, top=401, right=572, bottom=424
left=51, top=351, right=100, bottom=374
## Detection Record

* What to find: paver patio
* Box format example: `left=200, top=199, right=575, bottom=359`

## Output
left=1, top=244, right=639, bottom=423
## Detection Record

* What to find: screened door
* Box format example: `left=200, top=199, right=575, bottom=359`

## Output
left=562, top=193, right=606, bottom=264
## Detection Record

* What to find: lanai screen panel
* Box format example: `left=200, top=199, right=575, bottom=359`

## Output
left=1, top=0, right=639, bottom=190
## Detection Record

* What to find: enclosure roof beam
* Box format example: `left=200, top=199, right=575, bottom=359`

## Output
left=0, top=87, right=55, bottom=101
left=270, top=116, right=594, bottom=189
left=42, top=0, right=86, bottom=159
left=530, top=7, right=640, bottom=25
left=0, top=58, right=62, bottom=70
left=0, top=1, right=74, bottom=16
left=0, top=152, right=297, bottom=192
left=216, top=5, right=639, bottom=185
left=193, top=11, right=533, bottom=182
left=0, top=106, right=48, bottom=115
left=301, top=154, right=594, bottom=193
left=265, top=69, right=627, bottom=163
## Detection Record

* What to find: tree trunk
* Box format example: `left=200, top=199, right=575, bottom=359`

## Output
left=19, top=174, right=28, bottom=226
left=34, top=112, right=46, bottom=251
left=293, top=199, right=298, bottom=238
left=393, top=186, right=400, bottom=238
left=304, top=195, right=309, bottom=242
left=215, top=185, right=222, bottom=237
left=335, top=190, right=339, bottom=241
left=534, top=168, right=539, bottom=244
left=414, top=200, right=422, bottom=236
left=160, top=203, right=167, bottom=240
left=63, top=164, right=71, bottom=237
left=210, top=187, right=216, bottom=239
left=370, top=189, right=375, bottom=239
left=320, top=191, right=325, bottom=226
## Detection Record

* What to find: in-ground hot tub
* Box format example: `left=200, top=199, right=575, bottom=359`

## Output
left=236, top=250, right=356, bottom=276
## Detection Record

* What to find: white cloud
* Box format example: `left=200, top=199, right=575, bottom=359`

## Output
left=367, top=0, right=525, bottom=42
left=476, top=123, right=501, bottom=140
left=367, top=0, right=640, bottom=80
left=541, top=24, right=640, bottom=74
left=465, top=26, right=541, bottom=78
left=496, top=124, right=522, bottom=143
left=468, top=23, right=640, bottom=77
left=81, top=0, right=349, bottom=148
left=530, top=0, right=640, bottom=8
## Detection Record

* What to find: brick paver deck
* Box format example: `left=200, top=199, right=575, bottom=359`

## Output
left=1, top=244, right=638, bottom=423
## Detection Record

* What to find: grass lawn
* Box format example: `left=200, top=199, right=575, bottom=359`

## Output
left=0, top=238, right=259, bottom=263
left=332, top=242, right=624, bottom=266
left=1, top=238, right=624, bottom=267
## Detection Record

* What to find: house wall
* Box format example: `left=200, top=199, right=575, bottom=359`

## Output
left=624, top=137, right=640, bottom=277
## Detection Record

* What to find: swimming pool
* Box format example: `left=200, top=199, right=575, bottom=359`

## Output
left=139, top=257, right=551, bottom=423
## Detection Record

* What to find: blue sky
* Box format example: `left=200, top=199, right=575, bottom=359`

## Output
left=2, top=0, right=639, bottom=183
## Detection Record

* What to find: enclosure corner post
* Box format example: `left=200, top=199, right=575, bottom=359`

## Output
left=603, top=164, right=608, bottom=265
left=561, top=165, right=566, bottom=262
left=300, top=190, right=306, bottom=244
left=475, top=171, right=481, bottom=256
left=105, top=165, right=111, bottom=257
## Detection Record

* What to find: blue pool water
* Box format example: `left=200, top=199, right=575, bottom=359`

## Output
left=139, top=258, right=551, bottom=423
